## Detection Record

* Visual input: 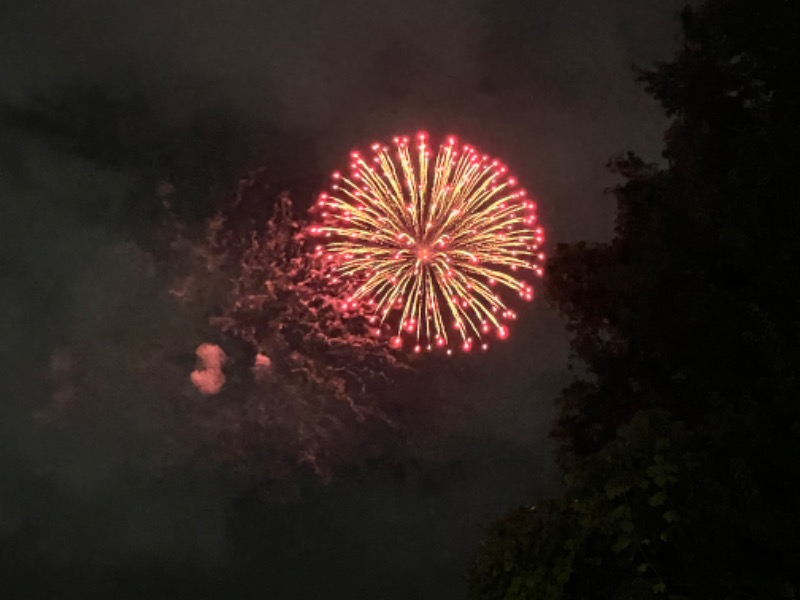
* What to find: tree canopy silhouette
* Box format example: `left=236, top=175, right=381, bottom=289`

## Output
left=471, top=1, right=800, bottom=597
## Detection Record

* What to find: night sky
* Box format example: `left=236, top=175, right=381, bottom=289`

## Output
left=1, top=1, right=686, bottom=598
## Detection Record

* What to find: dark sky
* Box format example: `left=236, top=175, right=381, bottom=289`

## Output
left=1, top=1, right=685, bottom=598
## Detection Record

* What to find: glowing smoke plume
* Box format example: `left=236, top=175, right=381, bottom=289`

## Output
left=190, top=343, right=227, bottom=395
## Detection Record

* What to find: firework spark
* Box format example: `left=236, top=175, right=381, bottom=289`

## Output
left=310, top=132, right=545, bottom=353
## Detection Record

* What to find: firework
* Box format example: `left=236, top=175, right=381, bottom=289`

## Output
left=310, top=132, right=545, bottom=353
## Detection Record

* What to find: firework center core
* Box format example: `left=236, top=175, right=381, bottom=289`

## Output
left=415, top=243, right=435, bottom=263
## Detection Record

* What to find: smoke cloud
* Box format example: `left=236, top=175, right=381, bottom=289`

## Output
left=190, top=343, right=227, bottom=395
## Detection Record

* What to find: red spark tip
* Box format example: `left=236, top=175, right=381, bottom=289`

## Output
left=390, top=336, right=403, bottom=349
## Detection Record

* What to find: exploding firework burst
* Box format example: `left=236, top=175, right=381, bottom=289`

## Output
left=310, top=131, right=545, bottom=354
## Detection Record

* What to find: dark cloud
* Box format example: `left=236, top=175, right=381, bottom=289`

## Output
left=0, top=1, right=685, bottom=597
left=1, top=0, right=684, bottom=235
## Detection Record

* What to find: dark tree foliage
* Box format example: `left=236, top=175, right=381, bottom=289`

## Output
left=472, top=1, right=800, bottom=598
left=471, top=410, right=699, bottom=600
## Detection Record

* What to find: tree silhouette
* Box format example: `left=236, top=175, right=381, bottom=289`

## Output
left=471, top=1, right=800, bottom=597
